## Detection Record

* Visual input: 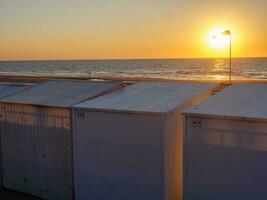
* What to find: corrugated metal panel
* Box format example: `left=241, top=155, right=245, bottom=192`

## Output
left=0, top=83, right=32, bottom=191
left=0, top=103, right=73, bottom=200
left=74, top=82, right=216, bottom=114
left=184, top=84, right=267, bottom=121
left=0, top=80, right=121, bottom=107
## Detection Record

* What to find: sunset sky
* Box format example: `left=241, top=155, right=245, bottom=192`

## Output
left=0, top=0, right=266, bottom=60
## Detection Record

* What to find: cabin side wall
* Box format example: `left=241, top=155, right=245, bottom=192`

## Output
left=163, top=87, right=214, bottom=200
left=0, top=103, right=73, bottom=200
left=184, top=116, right=267, bottom=200
left=163, top=110, right=183, bottom=200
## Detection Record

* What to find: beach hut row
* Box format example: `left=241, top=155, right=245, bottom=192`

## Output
left=0, top=80, right=266, bottom=200
left=0, top=80, right=121, bottom=200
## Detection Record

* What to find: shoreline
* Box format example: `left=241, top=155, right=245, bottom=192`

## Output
left=0, top=75, right=267, bottom=84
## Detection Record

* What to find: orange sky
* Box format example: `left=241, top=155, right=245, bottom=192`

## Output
left=0, top=0, right=266, bottom=60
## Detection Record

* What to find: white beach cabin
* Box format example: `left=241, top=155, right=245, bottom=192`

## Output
left=73, top=81, right=216, bottom=200
left=0, top=80, right=121, bottom=200
left=183, top=84, right=267, bottom=200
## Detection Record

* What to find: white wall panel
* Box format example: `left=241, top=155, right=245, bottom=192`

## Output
left=184, top=117, right=267, bottom=200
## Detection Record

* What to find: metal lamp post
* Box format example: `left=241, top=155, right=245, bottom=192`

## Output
left=223, top=30, right=232, bottom=84
left=222, top=30, right=232, bottom=84
left=213, top=29, right=232, bottom=84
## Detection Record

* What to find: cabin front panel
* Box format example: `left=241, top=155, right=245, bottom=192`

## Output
left=184, top=116, right=267, bottom=200
left=73, top=109, right=165, bottom=200
left=0, top=103, right=73, bottom=200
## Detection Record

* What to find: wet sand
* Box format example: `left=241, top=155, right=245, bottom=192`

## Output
left=0, top=74, right=267, bottom=84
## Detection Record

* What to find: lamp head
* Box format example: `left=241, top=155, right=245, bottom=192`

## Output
left=222, top=30, right=231, bottom=35
left=210, top=29, right=231, bottom=49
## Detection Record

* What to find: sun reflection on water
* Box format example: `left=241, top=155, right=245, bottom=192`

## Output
left=210, top=59, right=230, bottom=81
left=211, top=74, right=227, bottom=80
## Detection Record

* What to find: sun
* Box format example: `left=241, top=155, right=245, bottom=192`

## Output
left=207, top=28, right=230, bottom=49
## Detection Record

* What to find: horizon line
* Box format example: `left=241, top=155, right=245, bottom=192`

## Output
left=0, top=56, right=266, bottom=62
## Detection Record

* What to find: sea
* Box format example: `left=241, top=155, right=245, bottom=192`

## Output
left=0, top=57, right=266, bottom=81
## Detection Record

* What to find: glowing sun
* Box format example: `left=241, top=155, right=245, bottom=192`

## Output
left=208, top=28, right=230, bottom=49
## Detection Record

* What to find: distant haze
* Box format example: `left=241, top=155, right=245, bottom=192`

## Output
left=0, top=0, right=266, bottom=60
